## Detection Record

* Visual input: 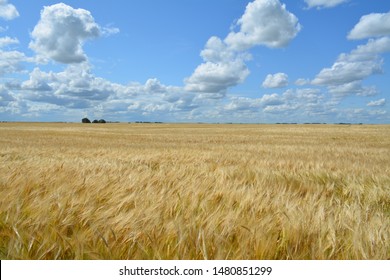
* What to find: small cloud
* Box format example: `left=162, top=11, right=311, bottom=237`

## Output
left=367, top=98, right=386, bottom=107
left=304, top=0, right=349, bottom=9
left=348, top=11, right=390, bottom=40
left=200, top=36, right=235, bottom=63
left=295, top=78, right=310, bottom=86
left=101, top=26, right=120, bottom=37
left=262, top=73, right=288, bottom=88
left=0, top=36, right=18, bottom=48
left=224, top=96, right=262, bottom=111
left=0, top=0, right=19, bottom=20
left=0, top=84, right=15, bottom=102
left=328, top=81, right=378, bottom=97
left=225, top=0, right=301, bottom=50
left=184, top=37, right=250, bottom=96
left=0, top=49, right=29, bottom=75
left=311, top=37, right=390, bottom=91
left=184, top=59, right=250, bottom=95
left=260, top=93, right=284, bottom=106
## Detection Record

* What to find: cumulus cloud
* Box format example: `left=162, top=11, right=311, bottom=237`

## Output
left=295, top=78, right=310, bottom=86
left=311, top=57, right=382, bottom=86
left=200, top=36, right=236, bottom=63
left=21, top=68, right=53, bottom=92
left=0, top=84, right=20, bottom=116
left=29, top=3, right=101, bottom=64
left=185, top=0, right=300, bottom=96
left=0, top=40, right=30, bottom=77
left=367, top=98, right=386, bottom=107
left=0, top=0, right=19, bottom=20
left=0, top=84, right=14, bottom=103
left=312, top=37, right=390, bottom=90
left=311, top=13, right=390, bottom=96
left=304, top=0, right=349, bottom=9
left=225, top=0, right=301, bottom=50
left=348, top=12, right=390, bottom=40
left=222, top=87, right=327, bottom=121
left=0, top=36, right=18, bottom=47
left=327, top=81, right=377, bottom=97
left=16, top=63, right=192, bottom=118
left=21, top=64, right=121, bottom=105
left=184, top=36, right=250, bottom=95
left=184, top=59, right=250, bottom=95
left=351, top=36, right=390, bottom=56
left=0, top=49, right=29, bottom=75
left=260, top=93, right=285, bottom=106
left=260, top=88, right=328, bottom=118
left=224, top=97, right=262, bottom=112
left=262, top=73, right=288, bottom=88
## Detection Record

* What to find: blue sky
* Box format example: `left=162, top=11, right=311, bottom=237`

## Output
left=0, top=0, right=389, bottom=123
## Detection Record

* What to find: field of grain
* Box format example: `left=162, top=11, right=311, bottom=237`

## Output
left=0, top=123, right=389, bottom=259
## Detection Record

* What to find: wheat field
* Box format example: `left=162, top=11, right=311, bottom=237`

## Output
left=0, top=122, right=389, bottom=259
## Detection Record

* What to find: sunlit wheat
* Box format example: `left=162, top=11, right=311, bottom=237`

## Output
left=0, top=123, right=389, bottom=259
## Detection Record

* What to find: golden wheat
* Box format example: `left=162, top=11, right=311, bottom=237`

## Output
left=0, top=123, right=389, bottom=259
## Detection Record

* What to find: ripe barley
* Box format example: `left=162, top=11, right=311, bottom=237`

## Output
left=0, top=123, right=389, bottom=259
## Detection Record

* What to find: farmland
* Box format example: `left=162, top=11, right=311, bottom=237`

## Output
left=0, top=123, right=389, bottom=259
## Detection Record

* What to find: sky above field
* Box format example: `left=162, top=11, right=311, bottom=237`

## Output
left=0, top=0, right=389, bottom=123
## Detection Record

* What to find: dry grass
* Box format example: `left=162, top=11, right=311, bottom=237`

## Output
left=0, top=123, right=389, bottom=260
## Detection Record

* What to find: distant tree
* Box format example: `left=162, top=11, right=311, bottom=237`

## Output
left=98, top=119, right=106, bottom=123
left=82, top=118, right=91, bottom=123
left=92, top=119, right=99, bottom=123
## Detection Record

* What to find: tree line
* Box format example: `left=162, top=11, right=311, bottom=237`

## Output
left=81, top=118, right=106, bottom=123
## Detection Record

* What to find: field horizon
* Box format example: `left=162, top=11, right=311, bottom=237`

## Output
left=1, top=123, right=389, bottom=259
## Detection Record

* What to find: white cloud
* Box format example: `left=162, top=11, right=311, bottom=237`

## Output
left=101, top=26, right=120, bottom=37
left=262, top=72, right=288, bottom=88
left=351, top=37, right=390, bottom=57
left=16, top=63, right=192, bottom=118
left=0, top=36, right=18, bottom=47
left=29, top=3, right=101, bottom=64
left=225, top=0, right=301, bottom=50
left=259, top=88, right=329, bottom=119
left=260, top=93, right=285, bottom=106
left=0, top=84, right=14, bottom=103
left=200, top=36, right=235, bottom=63
left=295, top=78, right=310, bottom=86
left=0, top=49, right=29, bottom=75
left=144, top=78, right=167, bottom=93
left=312, top=59, right=382, bottom=86
left=184, top=36, right=250, bottom=95
left=312, top=37, right=390, bottom=90
left=21, top=68, right=53, bottom=91
left=185, top=0, right=300, bottom=96
left=0, top=0, right=19, bottom=20
left=224, top=96, right=263, bottom=112
left=348, top=12, right=390, bottom=40
left=184, top=59, right=250, bottom=95
left=328, top=81, right=377, bottom=97
left=0, top=84, right=21, bottom=116
left=19, top=64, right=122, bottom=109
left=304, top=0, right=349, bottom=9
left=263, top=103, right=297, bottom=114
left=367, top=98, right=386, bottom=107
left=107, top=84, right=196, bottom=121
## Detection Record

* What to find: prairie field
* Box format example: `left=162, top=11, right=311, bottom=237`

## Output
left=0, top=122, right=389, bottom=260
